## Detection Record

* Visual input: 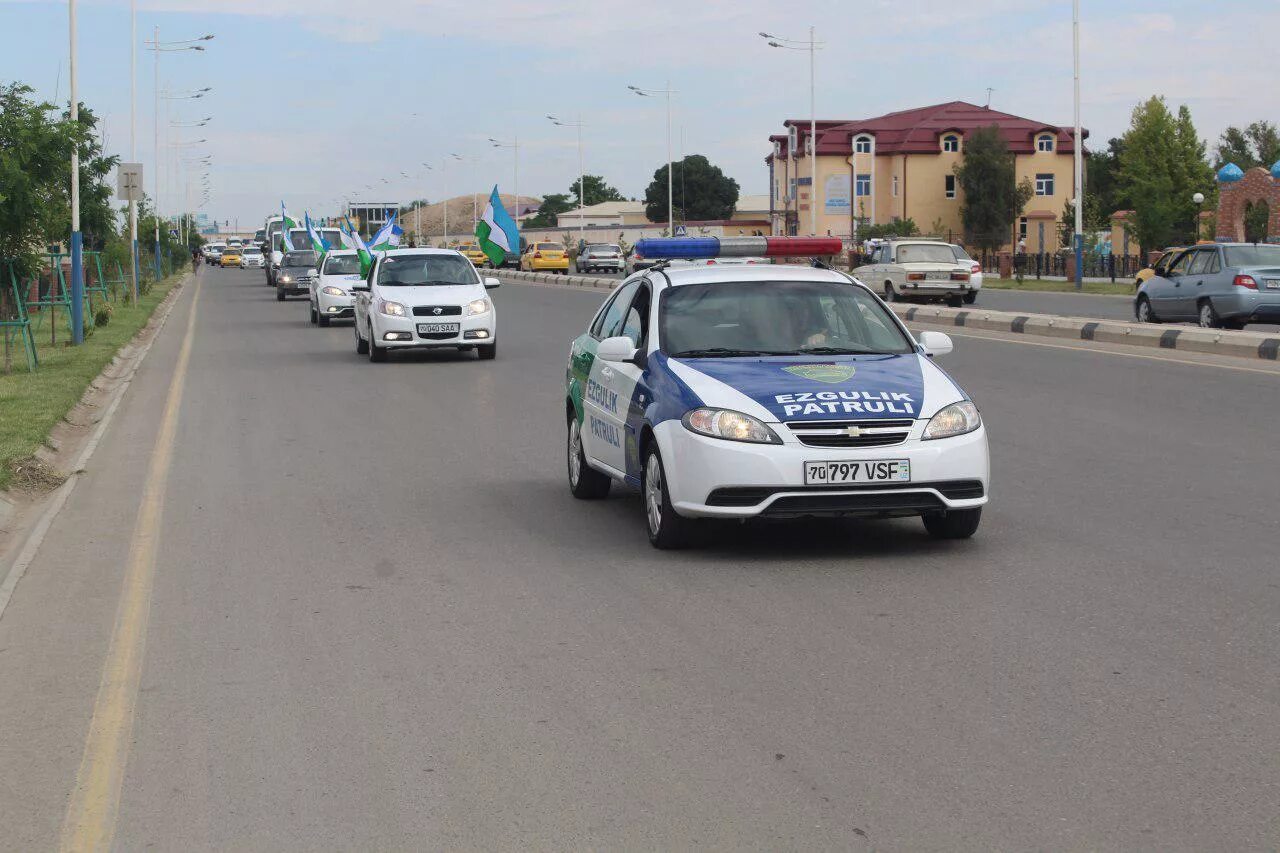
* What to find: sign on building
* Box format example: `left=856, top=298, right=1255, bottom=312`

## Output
left=824, top=174, right=851, bottom=214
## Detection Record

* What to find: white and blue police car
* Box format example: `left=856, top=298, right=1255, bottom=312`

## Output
left=565, top=236, right=990, bottom=549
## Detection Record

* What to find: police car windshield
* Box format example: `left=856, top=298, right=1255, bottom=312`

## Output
left=377, top=254, right=478, bottom=287
left=323, top=255, right=360, bottom=275
left=661, top=280, right=914, bottom=357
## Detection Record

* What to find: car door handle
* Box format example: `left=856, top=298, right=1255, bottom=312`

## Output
left=1195, top=280, right=1203, bottom=286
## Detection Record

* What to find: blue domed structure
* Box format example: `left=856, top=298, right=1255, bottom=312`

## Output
left=1217, top=162, right=1244, bottom=183
left=1271, top=160, right=1280, bottom=179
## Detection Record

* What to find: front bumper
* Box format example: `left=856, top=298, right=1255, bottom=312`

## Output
left=371, top=309, right=497, bottom=349
left=317, top=291, right=355, bottom=318
left=655, top=420, right=989, bottom=519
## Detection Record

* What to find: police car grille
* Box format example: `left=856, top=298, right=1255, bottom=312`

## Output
left=412, top=305, right=463, bottom=317
left=787, top=419, right=913, bottom=448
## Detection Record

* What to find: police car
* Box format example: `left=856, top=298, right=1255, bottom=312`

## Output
left=564, top=237, right=990, bottom=549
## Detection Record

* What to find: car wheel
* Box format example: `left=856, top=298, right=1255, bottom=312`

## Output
left=922, top=508, right=982, bottom=539
left=643, top=444, right=696, bottom=549
left=368, top=326, right=388, bottom=362
left=566, top=415, right=610, bottom=499
left=962, top=292, right=977, bottom=305
left=477, top=342, right=497, bottom=360
left=1198, top=299, right=1222, bottom=329
left=318, top=313, right=331, bottom=327
left=946, top=295, right=963, bottom=308
left=883, top=283, right=896, bottom=303
left=309, top=302, right=318, bottom=324
left=355, top=320, right=369, bottom=355
left=1136, top=296, right=1158, bottom=324
left=276, top=287, right=285, bottom=302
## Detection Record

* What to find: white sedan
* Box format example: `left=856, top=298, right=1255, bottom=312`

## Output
left=352, top=248, right=500, bottom=362
left=309, top=250, right=361, bottom=326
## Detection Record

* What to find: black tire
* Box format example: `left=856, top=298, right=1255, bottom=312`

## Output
left=276, top=287, right=285, bottom=302
left=309, top=302, right=318, bottom=325
left=1197, top=299, right=1222, bottom=329
left=477, top=342, right=497, bottom=360
left=642, top=444, right=697, bottom=549
left=946, top=295, right=963, bottom=308
left=566, top=413, right=611, bottom=499
left=1135, top=295, right=1158, bottom=324
left=922, top=507, right=982, bottom=539
left=318, top=314, right=331, bottom=327
left=883, top=283, right=896, bottom=303
left=355, top=321, right=369, bottom=354
left=962, top=291, right=977, bottom=305
left=368, top=326, right=388, bottom=362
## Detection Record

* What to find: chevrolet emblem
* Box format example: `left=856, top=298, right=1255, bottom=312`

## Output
left=432, top=307, right=443, bottom=315
left=845, top=425, right=864, bottom=438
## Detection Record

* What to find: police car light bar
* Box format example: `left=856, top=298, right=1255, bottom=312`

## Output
left=633, top=236, right=843, bottom=260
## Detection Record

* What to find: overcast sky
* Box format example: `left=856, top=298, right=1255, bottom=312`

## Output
left=4, top=0, right=1277, bottom=230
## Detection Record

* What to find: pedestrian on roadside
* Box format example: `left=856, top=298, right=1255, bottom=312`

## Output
left=1015, top=237, right=1027, bottom=283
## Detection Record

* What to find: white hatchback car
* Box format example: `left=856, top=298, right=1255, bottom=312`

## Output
left=353, top=248, right=500, bottom=362
left=309, top=250, right=361, bottom=326
left=239, top=246, right=265, bottom=268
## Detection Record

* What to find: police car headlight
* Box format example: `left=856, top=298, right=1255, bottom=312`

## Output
left=321, top=285, right=345, bottom=296
left=922, top=401, right=981, bottom=440
left=466, top=297, right=491, bottom=316
left=682, top=408, right=781, bottom=444
left=381, top=301, right=407, bottom=317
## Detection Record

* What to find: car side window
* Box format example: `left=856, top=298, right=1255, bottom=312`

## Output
left=619, top=284, right=651, bottom=348
left=1187, top=250, right=1210, bottom=276
left=1167, top=251, right=1194, bottom=277
left=592, top=281, right=639, bottom=340
left=1201, top=250, right=1221, bottom=274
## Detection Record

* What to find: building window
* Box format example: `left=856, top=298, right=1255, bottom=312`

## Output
left=855, top=174, right=871, bottom=196
left=1035, top=173, right=1055, bottom=196
left=854, top=135, right=872, bottom=154
left=944, top=175, right=956, bottom=199
left=1018, top=217, right=1028, bottom=241
left=1037, top=134, right=1054, bottom=152
left=942, top=134, right=959, bottom=152
left=892, top=175, right=899, bottom=197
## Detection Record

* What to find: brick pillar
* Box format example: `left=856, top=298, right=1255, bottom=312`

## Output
left=1065, top=252, right=1077, bottom=282
left=998, top=252, right=1012, bottom=279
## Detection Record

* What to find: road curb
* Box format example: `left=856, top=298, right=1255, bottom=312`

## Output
left=498, top=270, right=1280, bottom=362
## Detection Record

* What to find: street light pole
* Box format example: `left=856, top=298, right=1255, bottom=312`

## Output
left=628, top=84, right=677, bottom=233
left=762, top=29, right=823, bottom=237
left=1072, top=0, right=1083, bottom=290
left=129, top=0, right=138, bottom=302
left=549, top=116, right=586, bottom=243
left=69, top=0, right=84, bottom=344
left=489, top=136, right=521, bottom=234
left=153, top=24, right=161, bottom=281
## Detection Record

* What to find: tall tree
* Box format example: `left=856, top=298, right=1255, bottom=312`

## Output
left=644, top=155, right=739, bottom=223
left=1214, top=120, right=1280, bottom=170
left=952, top=125, right=1033, bottom=254
left=1084, top=137, right=1125, bottom=230
left=1116, top=98, right=1180, bottom=253
left=523, top=193, right=572, bottom=228
left=570, top=175, right=624, bottom=207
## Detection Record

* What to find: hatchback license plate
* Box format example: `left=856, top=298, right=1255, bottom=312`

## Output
left=417, top=322, right=459, bottom=334
left=804, top=459, right=911, bottom=485
left=1266, top=279, right=1280, bottom=289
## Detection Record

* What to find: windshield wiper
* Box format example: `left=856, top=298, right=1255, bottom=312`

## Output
left=796, top=345, right=891, bottom=355
left=669, top=347, right=791, bottom=358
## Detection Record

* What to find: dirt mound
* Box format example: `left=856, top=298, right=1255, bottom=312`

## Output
left=401, top=194, right=538, bottom=243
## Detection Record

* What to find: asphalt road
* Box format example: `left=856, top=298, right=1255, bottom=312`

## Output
left=1, top=266, right=1278, bottom=850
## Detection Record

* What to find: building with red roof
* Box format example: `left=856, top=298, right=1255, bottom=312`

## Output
left=766, top=101, right=1085, bottom=252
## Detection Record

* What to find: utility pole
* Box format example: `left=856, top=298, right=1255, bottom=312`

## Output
left=1072, top=0, right=1083, bottom=290
left=129, top=0, right=138, bottom=302
left=69, top=0, right=84, bottom=344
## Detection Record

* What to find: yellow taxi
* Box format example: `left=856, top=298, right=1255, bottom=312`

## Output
left=220, top=247, right=243, bottom=267
left=1133, top=247, right=1182, bottom=289
left=456, top=242, right=489, bottom=267
left=519, top=241, right=569, bottom=274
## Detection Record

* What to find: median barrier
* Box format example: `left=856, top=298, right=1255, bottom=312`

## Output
left=496, top=269, right=1280, bottom=363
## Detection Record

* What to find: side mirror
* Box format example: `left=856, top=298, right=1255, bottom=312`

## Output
left=350, top=284, right=369, bottom=293
left=918, top=330, right=954, bottom=358
left=484, top=277, right=501, bottom=290
left=596, top=335, right=638, bottom=364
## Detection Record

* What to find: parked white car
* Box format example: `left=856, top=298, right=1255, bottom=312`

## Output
left=352, top=248, right=500, bottom=362
left=855, top=239, right=979, bottom=306
left=950, top=244, right=984, bottom=300
left=309, top=250, right=361, bottom=326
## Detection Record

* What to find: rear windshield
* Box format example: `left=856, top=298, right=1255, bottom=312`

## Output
left=896, top=244, right=956, bottom=264
left=1224, top=245, right=1280, bottom=267
left=536, top=243, right=560, bottom=251
left=376, top=254, right=479, bottom=286
left=323, top=255, right=361, bottom=275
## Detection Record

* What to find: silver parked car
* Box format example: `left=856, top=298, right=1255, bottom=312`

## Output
left=575, top=243, right=624, bottom=274
left=1135, top=243, right=1280, bottom=329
